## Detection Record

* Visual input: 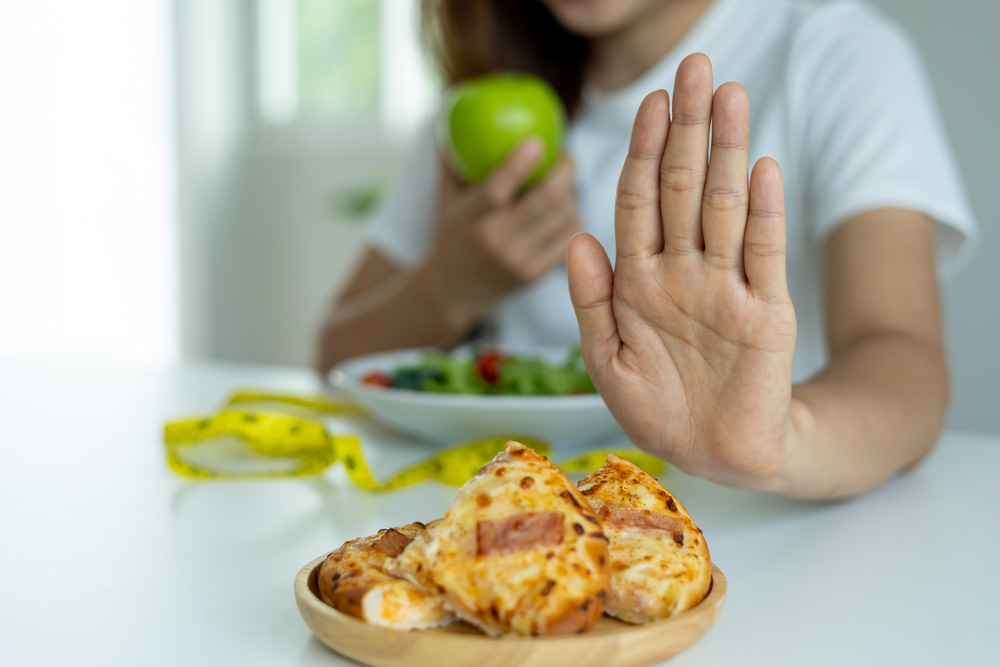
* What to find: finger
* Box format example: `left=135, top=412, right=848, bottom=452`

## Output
left=615, top=90, right=670, bottom=259
left=469, top=138, right=544, bottom=214
left=701, top=82, right=750, bottom=270
left=567, top=233, right=621, bottom=368
left=744, top=158, right=788, bottom=302
left=507, top=155, right=575, bottom=233
left=661, top=53, right=713, bottom=254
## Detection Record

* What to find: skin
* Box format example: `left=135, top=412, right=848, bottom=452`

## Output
left=542, top=0, right=715, bottom=90
left=318, top=0, right=949, bottom=498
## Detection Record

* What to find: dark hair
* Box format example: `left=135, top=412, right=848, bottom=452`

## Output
left=420, top=0, right=590, bottom=117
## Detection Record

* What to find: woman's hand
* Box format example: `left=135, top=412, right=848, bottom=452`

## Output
left=422, top=140, right=582, bottom=327
left=567, top=54, right=799, bottom=490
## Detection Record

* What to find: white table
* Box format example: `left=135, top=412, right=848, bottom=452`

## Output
left=1, top=358, right=997, bottom=666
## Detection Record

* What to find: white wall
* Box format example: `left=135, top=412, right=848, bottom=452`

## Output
left=174, top=0, right=251, bottom=360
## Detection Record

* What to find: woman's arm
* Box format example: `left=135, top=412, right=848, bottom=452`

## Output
left=315, top=248, right=472, bottom=376
left=781, top=209, right=947, bottom=498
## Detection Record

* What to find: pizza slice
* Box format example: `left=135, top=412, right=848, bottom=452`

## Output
left=577, top=454, right=712, bottom=623
left=388, top=441, right=610, bottom=636
left=316, top=522, right=454, bottom=629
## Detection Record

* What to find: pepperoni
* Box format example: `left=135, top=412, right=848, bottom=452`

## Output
left=477, top=511, right=564, bottom=555
left=597, top=501, right=685, bottom=536
left=372, top=528, right=414, bottom=557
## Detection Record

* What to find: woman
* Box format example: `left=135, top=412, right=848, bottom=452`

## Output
left=316, top=0, right=977, bottom=499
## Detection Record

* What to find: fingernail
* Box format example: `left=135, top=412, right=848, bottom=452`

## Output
left=519, top=137, right=543, bottom=160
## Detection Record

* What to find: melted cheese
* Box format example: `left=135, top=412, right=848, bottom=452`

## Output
left=390, top=441, right=610, bottom=636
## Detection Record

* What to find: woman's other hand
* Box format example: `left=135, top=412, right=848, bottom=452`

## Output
left=423, top=140, right=582, bottom=327
left=316, top=140, right=580, bottom=374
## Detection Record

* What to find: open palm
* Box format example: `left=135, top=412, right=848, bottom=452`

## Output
left=568, top=55, right=797, bottom=488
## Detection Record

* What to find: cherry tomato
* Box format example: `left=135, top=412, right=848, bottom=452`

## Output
left=476, top=350, right=507, bottom=385
left=361, top=371, right=393, bottom=387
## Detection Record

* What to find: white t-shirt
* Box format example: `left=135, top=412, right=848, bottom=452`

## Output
left=368, top=0, right=977, bottom=383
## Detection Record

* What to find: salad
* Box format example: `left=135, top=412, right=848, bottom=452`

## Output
left=360, top=347, right=597, bottom=396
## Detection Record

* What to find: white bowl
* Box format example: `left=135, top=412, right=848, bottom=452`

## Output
left=328, top=348, right=622, bottom=445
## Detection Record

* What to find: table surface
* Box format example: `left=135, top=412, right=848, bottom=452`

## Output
left=1, top=357, right=998, bottom=667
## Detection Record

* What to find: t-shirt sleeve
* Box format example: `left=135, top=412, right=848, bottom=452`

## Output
left=366, top=124, right=440, bottom=269
left=790, top=2, right=978, bottom=279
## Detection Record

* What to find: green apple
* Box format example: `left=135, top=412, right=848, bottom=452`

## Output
left=438, top=73, right=566, bottom=187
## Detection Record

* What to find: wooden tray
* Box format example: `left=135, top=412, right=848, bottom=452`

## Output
left=294, top=555, right=727, bottom=667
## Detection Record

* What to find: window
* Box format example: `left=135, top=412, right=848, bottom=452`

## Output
left=255, top=0, right=440, bottom=155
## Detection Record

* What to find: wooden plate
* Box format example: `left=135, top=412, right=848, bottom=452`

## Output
left=294, top=555, right=727, bottom=667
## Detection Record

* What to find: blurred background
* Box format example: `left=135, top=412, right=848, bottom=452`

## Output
left=0, top=0, right=996, bottom=434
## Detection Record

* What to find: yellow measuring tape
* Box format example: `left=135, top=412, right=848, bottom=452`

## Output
left=163, top=389, right=665, bottom=490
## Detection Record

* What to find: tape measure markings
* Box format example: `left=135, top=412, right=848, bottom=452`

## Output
left=164, top=389, right=664, bottom=488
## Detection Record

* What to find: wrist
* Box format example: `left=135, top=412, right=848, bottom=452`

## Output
left=762, top=394, right=824, bottom=498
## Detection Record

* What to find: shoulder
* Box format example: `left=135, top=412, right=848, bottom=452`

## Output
left=785, top=0, right=920, bottom=77
left=775, top=0, right=934, bottom=138
left=684, top=1, right=923, bottom=105
left=721, top=0, right=909, bottom=44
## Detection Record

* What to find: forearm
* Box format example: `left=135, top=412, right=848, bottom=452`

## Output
left=315, top=263, right=480, bottom=375
left=775, top=331, right=949, bottom=499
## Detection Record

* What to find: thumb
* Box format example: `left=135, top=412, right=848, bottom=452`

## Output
left=567, top=233, right=620, bottom=371
left=469, top=138, right=543, bottom=213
